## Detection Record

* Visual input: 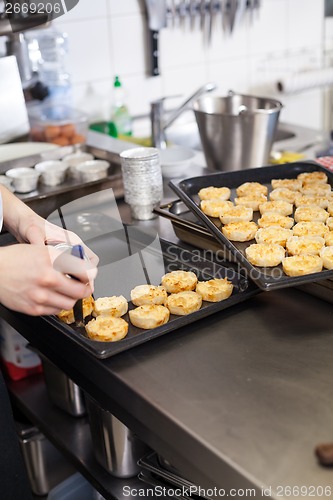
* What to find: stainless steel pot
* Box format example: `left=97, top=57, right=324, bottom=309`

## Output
left=193, top=91, right=282, bottom=171
left=85, top=395, right=148, bottom=478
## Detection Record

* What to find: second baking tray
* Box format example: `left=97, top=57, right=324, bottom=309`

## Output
left=43, top=231, right=259, bottom=359
left=169, top=161, right=333, bottom=291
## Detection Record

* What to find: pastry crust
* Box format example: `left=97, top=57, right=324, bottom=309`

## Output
left=161, top=270, right=198, bottom=293
left=282, top=254, right=323, bottom=276
left=245, top=243, right=285, bottom=267
left=219, top=205, right=253, bottom=224
left=198, top=186, right=231, bottom=201
left=196, top=278, right=233, bottom=302
left=166, top=291, right=202, bottom=315
left=297, top=171, right=328, bottom=184
left=294, top=206, right=329, bottom=223
left=257, top=212, right=294, bottom=229
left=292, top=221, right=329, bottom=238
left=320, top=246, right=333, bottom=270
left=326, top=217, right=333, bottom=231
left=259, top=200, right=293, bottom=216
left=130, top=285, right=167, bottom=306
left=255, top=226, right=292, bottom=247
left=286, top=235, right=325, bottom=256
left=294, top=195, right=329, bottom=209
left=200, top=199, right=234, bottom=218
left=129, top=304, right=170, bottom=329
left=269, top=187, right=298, bottom=204
left=325, top=231, right=333, bottom=246
left=222, top=221, right=258, bottom=242
left=271, top=178, right=302, bottom=191
left=236, top=182, right=268, bottom=197
left=301, top=183, right=331, bottom=197
left=57, top=295, right=94, bottom=325
left=85, top=316, right=128, bottom=341
left=93, top=296, right=128, bottom=317
left=327, top=202, right=333, bottom=216
left=234, top=194, right=267, bottom=211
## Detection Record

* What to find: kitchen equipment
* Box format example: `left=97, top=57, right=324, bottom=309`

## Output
left=144, top=0, right=167, bottom=76
left=15, top=419, right=75, bottom=496
left=5, top=166, right=40, bottom=193
left=45, top=233, right=258, bottom=359
left=35, top=160, right=69, bottom=186
left=193, top=91, right=282, bottom=171
left=120, top=147, right=163, bottom=220
left=85, top=395, right=148, bottom=478
left=39, top=351, right=86, bottom=417
left=0, top=56, right=30, bottom=143
left=159, top=145, right=196, bottom=177
left=63, top=151, right=95, bottom=179
left=47, top=472, right=102, bottom=500
left=169, top=161, right=333, bottom=291
left=76, top=160, right=110, bottom=182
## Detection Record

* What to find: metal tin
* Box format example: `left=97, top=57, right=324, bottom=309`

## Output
left=85, top=395, right=148, bottom=478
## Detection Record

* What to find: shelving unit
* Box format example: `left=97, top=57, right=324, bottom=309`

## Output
left=8, top=374, right=159, bottom=500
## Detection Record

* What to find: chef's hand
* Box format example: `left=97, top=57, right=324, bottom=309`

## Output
left=0, top=244, right=97, bottom=316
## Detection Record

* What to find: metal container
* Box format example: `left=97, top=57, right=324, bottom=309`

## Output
left=40, top=353, right=86, bottom=417
left=5, top=166, right=40, bottom=193
left=193, top=91, right=282, bottom=171
left=15, top=420, right=75, bottom=496
left=85, top=395, right=148, bottom=478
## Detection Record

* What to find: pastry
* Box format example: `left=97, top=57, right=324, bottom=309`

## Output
left=245, top=243, right=285, bottom=267
left=271, top=178, right=302, bottom=191
left=325, top=231, right=333, bottom=246
left=292, top=221, right=329, bottom=238
left=294, top=206, right=329, bottom=223
left=85, top=316, right=128, bottom=341
left=286, top=235, right=325, bottom=256
left=166, top=291, right=202, bottom=315
left=257, top=212, right=294, bottom=229
left=294, top=195, right=329, bottom=209
left=200, top=199, right=234, bottom=218
left=234, top=193, right=267, bottom=211
left=196, top=278, right=233, bottom=302
left=129, top=304, right=170, bottom=329
left=259, top=200, right=293, bottom=216
left=219, top=205, right=253, bottom=224
left=269, top=187, right=298, bottom=204
left=198, top=186, right=231, bottom=201
left=236, top=181, right=268, bottom=197
left=161, top=270, right=198, bottom=293
left=93, top=295, right=128, bottom=317
left=130, top=284, right=167, bottom=306
left=255, top=226, right=292, bottom=247
left=320, top=246, right=333, bottom=270
left=282, top=255, right=323, bottom=276
left=301, top=183, right=331, bottom=197
left=57, top=295, right=94, bottom=325
left=297, top=171, right=328, bottom=184
left=222, top=221, right=257, bottom=242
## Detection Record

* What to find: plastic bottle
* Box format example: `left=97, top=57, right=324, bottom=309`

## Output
left=110, top=76, right=132, bottom=138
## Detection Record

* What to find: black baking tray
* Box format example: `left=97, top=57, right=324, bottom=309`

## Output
left=169, top=161, right=333, bottom=291
left=43, top=229, right=259, bottom=359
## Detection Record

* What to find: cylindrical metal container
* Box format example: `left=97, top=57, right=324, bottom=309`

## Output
left=193, top=91, right=282, bottom=171
left=85, top=395, right=148, bottom=478
left=16, top=421, right=75, bottom=496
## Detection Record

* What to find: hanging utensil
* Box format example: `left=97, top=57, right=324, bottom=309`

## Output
left=229, top=0, right=238, bottom=33
left=207, top=0, right=215, bottom=44
left=144, top=0, right=167, bottom=76
left=200, top=0, right=206, bottom=31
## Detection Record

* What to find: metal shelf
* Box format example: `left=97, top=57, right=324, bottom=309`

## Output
left=7, top=374, right=159, bottom=500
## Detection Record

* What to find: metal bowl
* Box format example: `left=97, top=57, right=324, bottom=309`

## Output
left=35, top=160, right=69, bottom=186
left=76, top=160, right=109, bottom=182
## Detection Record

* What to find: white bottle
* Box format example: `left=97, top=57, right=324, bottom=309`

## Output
left=111, top=76, right=132, bottom=137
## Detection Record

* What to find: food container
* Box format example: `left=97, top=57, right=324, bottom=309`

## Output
left=62, top=151, right=94, bottom=179
left=85, top=395, right=148, bottom=477
left=5, top=167, right=40, bottom=193
left=76, top=160, right=109, bottom=182
left=35, top=160, right=69, bottom=186
left=159, top=145, right=195, bottom=178
left=39, top=352, right=86, bottom=417
left=15, top=419, right=75, bottom=496
left=28, top=104, right=88, bottom=146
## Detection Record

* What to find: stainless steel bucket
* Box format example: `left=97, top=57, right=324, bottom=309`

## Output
left=193, top=91, right=282, bottom=171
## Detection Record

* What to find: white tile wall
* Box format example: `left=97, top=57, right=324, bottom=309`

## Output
left=50, top=0, right=326, bottom=130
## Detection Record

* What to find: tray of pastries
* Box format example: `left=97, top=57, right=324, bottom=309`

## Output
left=169, top=161, right=333, bottom=291
left=44, top=231, right=259, bottom=359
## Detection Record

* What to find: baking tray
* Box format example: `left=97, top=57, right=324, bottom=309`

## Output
left=43, top=230, right=259, bottom=359
left=169, top=161, right=333, bottom=291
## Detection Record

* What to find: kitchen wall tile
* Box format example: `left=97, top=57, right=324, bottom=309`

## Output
left=208, top=57, right=250, bottom=94
left=287, top=0, right=324, bottom=50
left=159, top=24, right=206, bottom=69
left=109, top=14, right=146, bottom=76
left=161, top=64, right=208, bottom=102
left=57, top=0, right=108, bottom=21
left=248, top=0, right=289, bottom=55
left=281, top=89, right=323, bottom=129
left=109, top=0, right=144, bottom=16
left=71, top=80, right=113, bottom=122
left=121, top=73, right=163, bottom=118
left=55, top=19, right=112, bottom=84
left=205, top=12, right=250, bottom=62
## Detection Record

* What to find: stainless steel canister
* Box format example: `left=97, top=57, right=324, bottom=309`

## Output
left=193, top=91, right=282, bottom=171
left=85, top=395, right=148, bottom=478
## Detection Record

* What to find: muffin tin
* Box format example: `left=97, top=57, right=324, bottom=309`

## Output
left=169, top=161, right=333, bottom=291
left=44, top=236, right=258, bottom=359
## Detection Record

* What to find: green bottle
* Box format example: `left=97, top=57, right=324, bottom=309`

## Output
left=111, top=76, right=132, bottom=138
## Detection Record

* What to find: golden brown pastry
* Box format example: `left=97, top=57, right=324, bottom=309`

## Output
left=130, top=285, right=167, bottom=306
left=282, top=255, right=323, bottom=276
left=93, top=296, right=128, bottom=317
left=259, top=200, right=293, bottom=216
left=294, top=195, right=329, bottom=209
left=325, top=231, right=333, bottom=246
left=257, top=212, right=294, bottom=229
left=297, top=171, right=328, bottom=184
left=57, top=295, right=95, bottom=325
left=222, top=221, right=257, bottom=242
left=320, top=246, right=333, bottom=270
left=161, top=270, right=198, bottom=293
left=198, top=186, right=231, bottom=201
left=129, top=304, right=170, bottom=329
left=269, top=187, right=298, bottom=204
left=200, top=199, right=234, bottom=218
left=245, top=243, right=285, bottom=267
left=236, top=181, right=268, bottom=197
left=166, top=291, right=202, bottom=315
left=234, top=193, right=267, bottom=211
left=196, top=278, right=233, bottom=302
left=286, top=235, right=325, bottom=256
left=85, top=316, right=128, bottom=341
left=219, top=205, right=253, bottom=224
left=255, top=226, right=292, bottom=247
left=292, top=221, right=329, bottom=238
left=271, top=178, right=302, bottom=191
left=294, top=206, right=329, bottom=223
